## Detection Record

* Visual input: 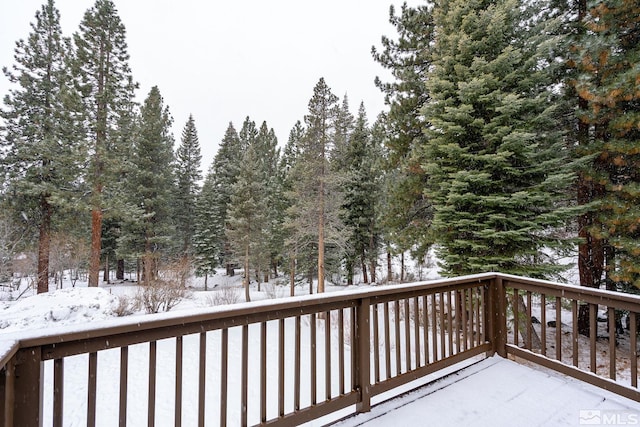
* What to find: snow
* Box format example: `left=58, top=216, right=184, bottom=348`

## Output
left=1, top=264, right=639, bottom=426
left=335, top=356, right=640, bottom=427
left=0, top=287, right=118, bottom=333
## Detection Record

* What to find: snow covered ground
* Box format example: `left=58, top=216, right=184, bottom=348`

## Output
left=336, top=356, right=640, bottom=427
left=1, top=260, right=639, bottom=426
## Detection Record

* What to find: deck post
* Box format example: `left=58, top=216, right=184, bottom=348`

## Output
left=2, top=359, right=14, bottom=427
left=488, top=276, right=507, bottom=358
left=355, top=297, right=371, bottom=413
left=496, top=276, right=507, bottom=357
left=13, top=348, right=42, bottom=427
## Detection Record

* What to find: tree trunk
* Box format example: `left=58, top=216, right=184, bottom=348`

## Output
left=116, top=259, right=124, bottom=280
left=361, top=257, right=368, bottom=284
left=400, top=252, right=405, bottom=282
left=226, top=263, right=235, bottom=277
left=511, top=292, right=542, bottom=350
left=575, top=0, right=605, bottom=337
left=36, top=195, right=51, bottom=294
left=370, top=259, right=376, bottom=284
left=290, top=251, right=296, bottom=297
left=345, top=259, right=354, bottom=286
left=204, top=273, right=208, bottom=291
left=88, top=207, right=102, bottom=287
left=103, top=254, right=109, bottom=283
left=318, top=191, right=325, bottom=293
left=257, top=267, right=261, bottom=292
left=387, top=249, right=392, bottom=283
left=369, top=233, right=376, bottom=284
left=244, top=244, right=251, bottom=302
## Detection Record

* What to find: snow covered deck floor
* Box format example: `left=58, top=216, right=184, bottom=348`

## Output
left=335, top=356, right=640, bottom=427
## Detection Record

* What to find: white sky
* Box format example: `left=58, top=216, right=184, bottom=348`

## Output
left=0, top=0, right=419, bottom=171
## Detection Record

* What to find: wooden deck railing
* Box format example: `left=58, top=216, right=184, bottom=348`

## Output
left=499, top=274, right=640, bottom=402
left=0, top=273, right=638, bottom=426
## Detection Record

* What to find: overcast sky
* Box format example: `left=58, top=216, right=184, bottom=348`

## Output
left=1, top=0, right=418, bottom=170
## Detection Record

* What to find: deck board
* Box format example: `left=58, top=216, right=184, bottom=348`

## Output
left=332, top=356, right=640, bottom=427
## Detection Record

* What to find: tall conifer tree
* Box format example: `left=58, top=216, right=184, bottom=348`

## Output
left=296, top=78, right=339, bottom=292
left=423, top=0, right=576, bottom=277
left=282, top=121, right=308, bottom=294
left=574, top=0, right=640, bottom=288
left=119, top=86, right=174, bottom=282
left=341, top=103, right=382, bottom=284
left=1, top=0, right=84, bottom=293
left=74, top=0, right=136, bottom=286
left=373, top=4, right=435, bottom=272
left=193, top=163, right=218, bottom=286
left=226, top=142, right=267, bottom=301
left=196, top=123, right=243, bottom=276
left=175, top=114, right=202, bottom=257
left=287, top=78, right=344, bottom=292
left=254, top=121, right=283, bottom=280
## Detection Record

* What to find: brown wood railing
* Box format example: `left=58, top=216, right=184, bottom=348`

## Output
left=0, top=273, right=638, bottom=427
left=499, top=274, right=640, bottom=402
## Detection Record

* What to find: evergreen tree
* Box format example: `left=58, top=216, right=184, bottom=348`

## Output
left=74, top=0, right=137, bottom=286
left=226, top=142, right=267, bottom=302
left=370, top=114, right=397, bottom=283
left=574, top=0, right=640, bottom=288
left=196, top=122, right=243, bottom=276
left=254, top=121, right=283, bottom=280
left=119, top=86, right=175, bottom=282
left=287, top=78, right=345, bottom=292
left=1, top=0, right=84, bottom=293
left=341, top=103, right=383, bottom=284
left=193, top=163, right=218, bottom=286
left=422, top=0, right=576, bottom=277
left=331, top=95, right=355, bottom=172
left=373, top=3, right=435, bottom=273
left=106, top=101, right=139, bottom=281
left=175, top=114, right=202, bottom=257
left=281, top=121, right=307, bottom=294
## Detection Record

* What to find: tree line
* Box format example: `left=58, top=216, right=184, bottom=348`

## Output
left=1, top=0, right=638, bottom=317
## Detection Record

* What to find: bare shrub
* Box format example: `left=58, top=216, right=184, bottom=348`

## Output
left=160, top=257, right=193, bottom=288
left=136, top=279, right=191, bottom=314
left=263, top=281, right=287, bottom=299
left=113, top=294, right=139, bottom=317
left=49, top=233, right=89, bottom=289
left=206, top=286, right=241, bottom=306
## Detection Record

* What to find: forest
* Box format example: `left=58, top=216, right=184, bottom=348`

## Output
left=1, top=0, right=639, bottom=303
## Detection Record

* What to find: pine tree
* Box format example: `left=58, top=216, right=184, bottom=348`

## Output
left=74, top=0, right=137, bottom=287
left=226, top=142, right=267, bottom=302
left=287, top=78, right=344, bottom=292
left=107, top=102, right=139, bottom=281
left=331, top=95, right=355, bottom=172
left=175, top=114, right=202, bottom=257
left=119, top=86, right=175, bottom=282
left=254, top=121, right=283, bottom=281
left=195, top=122, right=242, bottom=277
left=574, top=0, right=640, bottom=288
left=341, top=103, right=383, bottom=284
left=281, top=121, right=307, bottom=294
left=1, top=0, right=84, bottom=293
left=370, top=115, right=397, bottom=283
left=373, top=3, right=435, bottom=274
left=423, top=0, right=576, bottom=277
left=193, top=163, right=218, bottom=287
